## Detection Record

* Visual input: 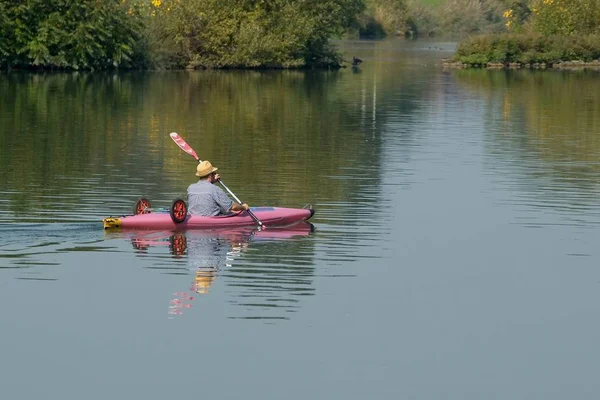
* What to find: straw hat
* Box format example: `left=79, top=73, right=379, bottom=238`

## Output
left=195, top=160, right=218, bottom=177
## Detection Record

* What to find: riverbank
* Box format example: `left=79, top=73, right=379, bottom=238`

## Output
left=444, top=33, right=600, bottom=70
left=443, top=59, right=600, bottom=70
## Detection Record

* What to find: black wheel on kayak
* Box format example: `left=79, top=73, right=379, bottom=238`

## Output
left=134, top=197, right=151, bottom=215
left=170, top=198, right=188, bottom=223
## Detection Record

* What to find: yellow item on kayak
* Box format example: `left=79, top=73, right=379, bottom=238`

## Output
left=103, top=217, right=122, bottom=229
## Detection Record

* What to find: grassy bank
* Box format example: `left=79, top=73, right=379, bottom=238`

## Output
left=447, top=33, right=600, bottom=68
left=445, top=0, right=600, bottom=69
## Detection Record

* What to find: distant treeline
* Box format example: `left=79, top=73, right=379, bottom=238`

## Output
left=0, top=0, right=520, bottom=70
left=0, top=0, right=363, bottom=70
left=2, top=0, right=598, bottom=70
left=360, top=0, right=508, bottom=38
left=362, top=0, right=600, bottom=39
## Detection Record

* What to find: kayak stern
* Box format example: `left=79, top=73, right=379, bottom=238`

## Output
left=103, top=217, right=122, bottom=229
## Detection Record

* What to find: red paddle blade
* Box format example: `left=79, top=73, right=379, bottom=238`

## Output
left=170, top=132, right=200, bottom=161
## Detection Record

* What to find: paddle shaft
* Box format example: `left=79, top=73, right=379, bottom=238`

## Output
left=216, top=179, right=263, bottom=227
left=169, top=132, right=263, bottom=227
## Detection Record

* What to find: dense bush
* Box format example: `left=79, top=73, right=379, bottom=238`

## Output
left=405, top=0, right=439, bottom=37
left=0, top=0, right=142, bottom=69
left=378, top=0, right=600, bottom=39
left=0, top=0, right=364, bottom=70
left=360, top=0, right=508, bottom=38
left=3, top=0, right=598, bottom=69
left=454, top=33, right=600, bottom=65
left=531, top=0, right=600, bottom=36
left=449, top=0, right=600, bottom=66
left=133, top=0, right=365, bottom=69
left=359, top=0, right=409, bottom=37
left=435, top=0, right=504, bottom=36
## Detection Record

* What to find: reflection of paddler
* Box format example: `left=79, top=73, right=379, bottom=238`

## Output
left=186, top=234, right=238, bottom=295
left=193, top=268, right=217, bottom=294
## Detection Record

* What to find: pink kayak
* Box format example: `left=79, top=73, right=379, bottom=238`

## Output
left=103, top=206, right=314, bottom=230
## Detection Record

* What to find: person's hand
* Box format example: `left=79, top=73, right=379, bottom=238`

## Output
left=213, top=173, right=221, bottom=181
left=231, top=202, right=250, bottom=212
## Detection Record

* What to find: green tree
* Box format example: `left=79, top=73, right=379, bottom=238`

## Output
left=435, top=0, right=504, bottom=36
left=0, top=0, right=142, bottom=69
left=531, top=0, right=600, bottom=35
left=502, top=0, right=532, bottom=32
left=145, top=0, right=364, bottom=69
left=359, top=0, right=409, bottom=37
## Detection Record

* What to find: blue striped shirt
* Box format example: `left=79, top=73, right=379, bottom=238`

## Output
left=187, top=180, right=233, bottom=216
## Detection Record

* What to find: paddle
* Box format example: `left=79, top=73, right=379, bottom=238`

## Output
left=169, top=132, right=264, bottom=228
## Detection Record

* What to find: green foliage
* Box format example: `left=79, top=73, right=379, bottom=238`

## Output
left=359, top=0, right=409, bottom=38
left=0, top=0, right=364, bottom=69
left=145, top=0, right=364, bottom=69
left=0, top=2, right=9, bottom=56
left=404, top=0, right=439, bottom=36
left=362, top=0, right=510, bottom=38
left=531, top=0, right=600, bottom=36
left=417, top=0, right=442, bottom=5
left=453, top=0, right=600, bottom=65
left=435, top=0, right=505, bottom=36
left=502, top=0, right=532, bottom=32
left=0, top=0, right=142, bottom=69
left=454, top=33, right=600, bottom=65
left=9, top=0, right=598, bottom=69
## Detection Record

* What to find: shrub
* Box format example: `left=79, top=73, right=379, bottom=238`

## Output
left=531, top=0, right=600, bottom=36
left=0, top=0, right=142, bottom=69
left=146, top=0, right=364, bottom=69
left=453, top=33, right=600, bottom=66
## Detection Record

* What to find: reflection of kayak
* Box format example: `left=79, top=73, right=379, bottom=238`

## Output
left=122, top=221, right=314, bottom=245
left=120, top=221, right=315, bottom=256
left=103, top=206, right=314, bottom=230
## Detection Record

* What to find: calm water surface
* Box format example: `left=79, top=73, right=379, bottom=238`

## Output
left=1, top=39, right=600, bottom=399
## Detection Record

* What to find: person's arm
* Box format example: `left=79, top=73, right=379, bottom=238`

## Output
left=231, top=202, right=249, bottom=212
left=212, top=185, right=248, bottom=213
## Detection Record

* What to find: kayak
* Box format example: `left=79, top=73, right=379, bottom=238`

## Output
left=103, top=206, right=314, bottom=230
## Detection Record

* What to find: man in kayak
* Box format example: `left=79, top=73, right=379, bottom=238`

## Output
left=187, top=160, right=250, bottom=216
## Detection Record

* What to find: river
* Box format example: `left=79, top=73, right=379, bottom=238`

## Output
left=1, top=39, right=600, bottom=399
